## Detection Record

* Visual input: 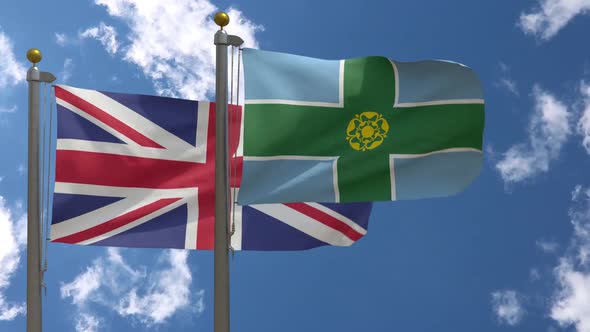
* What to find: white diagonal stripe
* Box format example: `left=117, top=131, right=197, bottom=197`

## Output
left=57, top=98, right=138, bottom=146
left=251, top=204, right=355, bottom=246
left=51, top=190, right=192, bottom=243
left=51, top=195, right=148, bottom=240
left=78, top=197, right=189, bottom=245
left=57, top=85, right=203, bottom=160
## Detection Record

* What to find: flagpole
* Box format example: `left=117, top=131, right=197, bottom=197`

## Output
left=25, top=49, right=55, bottom=332
left=213, top=12, right=243, bottom=332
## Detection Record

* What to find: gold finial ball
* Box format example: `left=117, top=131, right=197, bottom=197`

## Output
left=214, top=11, right=230, bottom=28
left=26, top=48, right=42, bottom=64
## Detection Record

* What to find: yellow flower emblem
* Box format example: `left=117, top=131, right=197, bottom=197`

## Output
left=346, top=112, right=389, bottom=151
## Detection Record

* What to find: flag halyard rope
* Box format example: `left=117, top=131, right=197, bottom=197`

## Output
left=229, top=47, right=242, bottom=256
left=40, top=84, right=55, bottom=296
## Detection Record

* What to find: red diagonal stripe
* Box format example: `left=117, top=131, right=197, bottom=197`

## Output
left=55, top=86, right=164, bottom=149
left=284, top=203, right=364, bottom=242
left=53, top=198, right=182, bottom=244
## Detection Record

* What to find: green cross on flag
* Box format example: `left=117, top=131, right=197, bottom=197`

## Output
left=238, top=49, right=484, bottom=204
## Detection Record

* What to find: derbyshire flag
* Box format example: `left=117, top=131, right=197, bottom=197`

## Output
left=51, top=85, right=373, bottom=251
left=238, top=49, right=485, bottom=204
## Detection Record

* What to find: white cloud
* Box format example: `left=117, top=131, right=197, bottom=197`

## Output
left=194, top=289, right=205, bottom=315
left=491, top=290, right=525, bottom=326
left=0, top=106, right=16, bottom=114
left=498, top=78, right=519, bottom=96
left=490, top=186, right=590, bottom=331
left=115, top=250, right=193, bottom=325
left=0, top=28, right=34, bottom=119
left=496, top=86, right=571, bottom=183
left=573, top=185, right=584, bottom=200
left=0, top=196, right=26, bottom=321
left=75, top=313, right=100, bottom=332
left=17, top=164, right=26, bottom=176
left=568, top=187, right=590, bottom=265
left=519, top=0, right=590, bottom=40
left=93, top=0, right=262, bottom=100
left=60, top=58, right=74, bottom=83
left=61, top=248, right=201, bottom=329
left=496, top=62, right=519, bottom=96
left=55, top=33, right=69, bottom=46
left=549, top=186, right=590, bottom=332
left=551, top=261, right=590, bottom=332
left=79, top=22, right=119, bottom=55
left=578, top=81, right=590, bottom=154
left=60, top=262, right=103, bottom=306
left=61, top=247, right=145, bottom=307
left=0, top=28, right=25, bottom=88
left=537, top=239, right=560, bottom=253
left=499, top=61, right=510, bottom=73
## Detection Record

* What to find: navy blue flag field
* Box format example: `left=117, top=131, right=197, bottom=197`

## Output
left=50, top=85, right=373, bottom=251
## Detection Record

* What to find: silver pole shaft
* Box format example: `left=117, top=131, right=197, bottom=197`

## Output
left=26, top=65, right=42, bottom=332
left=214, top=29, right=230, bottom=332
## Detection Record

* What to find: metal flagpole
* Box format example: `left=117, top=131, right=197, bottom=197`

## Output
left=25, top=49, right=55, bottom=332
left=213, top=12, right=243, bottom=332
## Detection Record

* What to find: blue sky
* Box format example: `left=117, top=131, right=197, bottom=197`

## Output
left=1, top=0, right=590, bottom=331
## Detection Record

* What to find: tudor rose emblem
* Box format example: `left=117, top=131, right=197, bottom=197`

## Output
left=346, top=112, right=390, bottom=151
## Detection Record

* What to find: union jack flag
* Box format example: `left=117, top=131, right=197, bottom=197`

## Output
left=50, top=85, right=373, bottom=250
